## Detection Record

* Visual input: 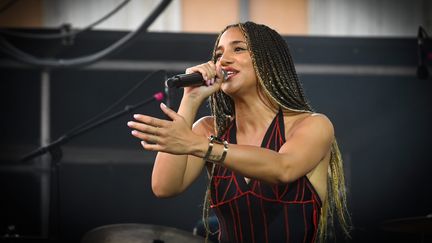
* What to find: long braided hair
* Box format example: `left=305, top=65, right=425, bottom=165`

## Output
left=202, top=22, right=351, bottom=242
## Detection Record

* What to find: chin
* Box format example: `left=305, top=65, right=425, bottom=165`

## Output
left=221, top=83, right=238, bottom=97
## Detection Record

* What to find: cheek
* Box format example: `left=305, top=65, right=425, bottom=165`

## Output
left=245, top=65, right=257, bottom=83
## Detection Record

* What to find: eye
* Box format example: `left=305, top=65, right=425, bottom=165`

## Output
left=234, top=46, right=246, bottom=52
left=215, top=52, right=222, bottom=60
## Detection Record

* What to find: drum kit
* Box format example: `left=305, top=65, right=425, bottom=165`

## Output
left=81, top=223, right=212, bottom=243
left=381, top=215, right=432, bottom=235
left=381, top=214, right=432, bottom=242
left=79, top=215, right=432, bottom=243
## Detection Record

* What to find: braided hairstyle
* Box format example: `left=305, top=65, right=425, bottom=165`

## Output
left=202, top=22, right=351, bottom=242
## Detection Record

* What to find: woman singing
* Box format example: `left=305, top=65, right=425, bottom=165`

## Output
left=128, top=22, right=350, bottom=243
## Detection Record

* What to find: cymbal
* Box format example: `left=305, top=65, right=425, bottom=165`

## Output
left=381, top=215, right=432, bottom=234
left=81, top=224, right=211, bottom=243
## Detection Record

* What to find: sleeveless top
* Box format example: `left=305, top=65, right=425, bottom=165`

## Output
left=210, top=109, right=322, bottom=243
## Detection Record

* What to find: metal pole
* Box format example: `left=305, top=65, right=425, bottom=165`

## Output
left=239, top=0, right=249, bottom=22
left=40, top=69, right=51, bottom=238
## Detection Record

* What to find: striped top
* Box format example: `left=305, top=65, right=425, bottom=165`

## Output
left=210, top=109, right=322, bottom=243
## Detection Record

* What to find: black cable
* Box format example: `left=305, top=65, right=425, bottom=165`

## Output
left=418, top=26, right=429, bottom=43
left=417, top=26, right=430, bottom=80
left=0, top=0, right=172, bottom=68
left=0, top=0, right=131, bottom=39
left=63, top=69, right=166, bottom=139
left=0, top=0, right=19, bottom=15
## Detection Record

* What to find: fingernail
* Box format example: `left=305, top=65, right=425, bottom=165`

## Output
left=161, top=102, right=166, bottom=108
left=141, top=141, right=146, bottom=146
left=131, top=130, right=137, bottom=135
left=133, top=114, right=139, bottom=119
left=127, top=121, right=133, bottom=126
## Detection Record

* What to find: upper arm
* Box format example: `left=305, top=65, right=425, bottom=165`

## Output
left=278, top=114, right=334, bottom=183
left=178, top=116, right=214, bottom=191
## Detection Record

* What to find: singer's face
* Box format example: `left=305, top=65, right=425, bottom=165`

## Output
left=215, top=27, right=257, bottom=97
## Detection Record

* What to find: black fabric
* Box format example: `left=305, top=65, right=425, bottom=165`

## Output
left=210, top=110, right=322, bottom=243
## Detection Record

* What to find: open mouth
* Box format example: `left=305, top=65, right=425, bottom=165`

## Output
left=224, top=70, right=238, bottom=80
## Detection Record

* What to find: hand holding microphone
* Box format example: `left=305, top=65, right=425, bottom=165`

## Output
left=165, top=71, right=227, bottom=88
left=164, top=62, right=227, bottom=105
left=165, top=62, right=227, bottom=88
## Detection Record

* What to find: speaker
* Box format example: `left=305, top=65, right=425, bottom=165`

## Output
left=0, top=164, right=49, bottom=239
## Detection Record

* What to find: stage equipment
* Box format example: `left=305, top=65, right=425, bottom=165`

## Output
left=81, top=224, right=211, bottom=243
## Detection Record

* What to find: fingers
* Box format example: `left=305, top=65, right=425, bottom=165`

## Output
left=185, top=61, right=217, bottom=85
left=132, top=114, right=168, bottom=128
left=128, top=114, right=167, bottom=144
left=128, top=110, right=180, bottom=148
left=140, top=141, right=161, bottom=152
left=131, top=129, right=159, bottom=143
left=127, top=121, right=160, bottom=136
left=215, top=66, right=225, bottom=82
left=160, top=103, right=179, bottom=120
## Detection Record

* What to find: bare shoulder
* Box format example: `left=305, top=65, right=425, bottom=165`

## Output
left=192, top=116, right=215, bottom=136
left=304, top=113, right=334, bottom=131
left=287, top=112, right=334, bottom=141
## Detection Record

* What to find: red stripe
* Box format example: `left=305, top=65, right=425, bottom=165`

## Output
left=280, top=184, right=289, bottom=200
left=305, top=178, right=323, bottom=207
left=214, top=206, right=229, bottom=242
left=220, top=175, right=234, bottom=203
left=274, top=116, right=279, bottom=148
left=300, top=177, right=306, bottom=201
left=221, top=166, right=229, bottom=177
left=277, top=119, right=285, bottom=146
left=295, top=180, right=300, bottom=201
left=233, top=173, right=243, bottom=194
left=276, top=184, right=280, bottom=199
left=213, top=175, right=232, bottom=179
left=311, top=200, right=318, bottom=243
left=215, top=164, right=222, bottom=177
left=259, top=198, right=269, bottom=243
left=251, top=179, right=258, bottom=192
left=229, top=201, right=239, bottom=242
left=234, top=199, right=244, bottom=243
left=266, top=120, right=278, bottom=148
left=284, top=204, right=290, bottom=243
left=302, top=204, right=308, bottom=243
left=246, top=194, right=256, bottom=243
left=271, top=184, right=278, bottom=198
left=211, top=190, right=317, bottom=207
left=215, top=183, right=219, bottom=205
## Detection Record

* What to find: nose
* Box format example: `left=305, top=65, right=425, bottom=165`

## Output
left=218, top=52, right=234, bottom=66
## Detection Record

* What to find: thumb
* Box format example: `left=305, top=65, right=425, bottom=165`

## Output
left=216, top=66, right=225, bottom=82
left=160, top=103, right=179, bottom=120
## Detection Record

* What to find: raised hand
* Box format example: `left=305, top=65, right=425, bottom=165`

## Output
left=182, top=61, right=225, bottom=102
left=128, top=103, right=204, bottom=155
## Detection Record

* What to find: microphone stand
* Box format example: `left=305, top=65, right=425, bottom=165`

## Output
left=21, top=92, right=164, bottom=162
left=18, top=92, right=163, bottom=241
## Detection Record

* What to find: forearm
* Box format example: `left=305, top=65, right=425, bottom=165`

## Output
left=151, top=96, right=205, bottom=197
left=194, top=142, right=288, bottom=185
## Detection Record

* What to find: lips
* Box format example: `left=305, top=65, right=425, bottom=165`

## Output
left=223, top=68, right=238, bottom=80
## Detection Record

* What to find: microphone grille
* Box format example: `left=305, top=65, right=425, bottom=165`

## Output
left=222, top=70, right=228, bottom=80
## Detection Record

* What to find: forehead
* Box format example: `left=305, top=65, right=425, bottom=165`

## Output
left=218, top=27, right=246, bottom=46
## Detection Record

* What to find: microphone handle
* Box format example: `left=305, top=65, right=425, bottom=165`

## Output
left=166, top=72, right=204, bottom=88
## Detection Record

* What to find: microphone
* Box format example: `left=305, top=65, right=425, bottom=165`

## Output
left=165, top=70, right=227, bottom=88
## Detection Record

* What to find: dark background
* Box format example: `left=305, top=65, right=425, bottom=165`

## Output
left=0, top=29, right=431, bottom=242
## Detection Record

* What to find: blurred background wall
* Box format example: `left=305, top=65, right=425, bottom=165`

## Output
left=0, top=0, right=431, bottom=242
left=1, top=0, right=431, bottom=35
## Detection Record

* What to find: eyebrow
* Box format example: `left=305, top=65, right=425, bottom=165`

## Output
left=216, top=40, right=247, bottom=51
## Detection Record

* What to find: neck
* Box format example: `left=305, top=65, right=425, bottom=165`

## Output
left=233, top=95, right=278, bottom=134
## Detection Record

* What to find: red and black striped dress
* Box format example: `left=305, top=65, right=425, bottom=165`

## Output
left=210, top=109, right=322, bottom=243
